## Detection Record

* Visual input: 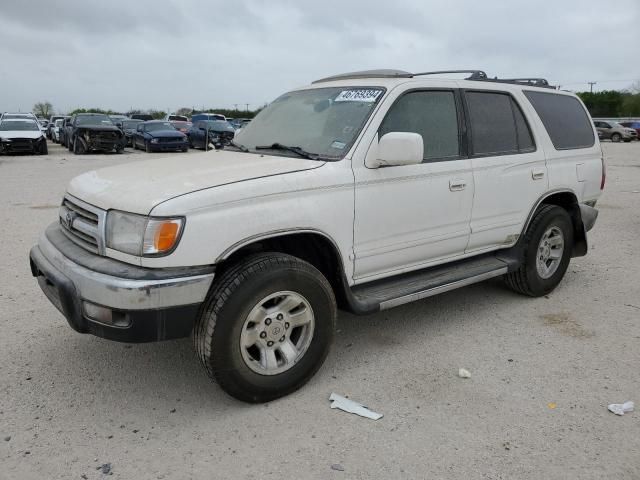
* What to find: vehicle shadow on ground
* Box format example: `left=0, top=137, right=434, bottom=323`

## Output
left=29, top=278, right=525, bottom=411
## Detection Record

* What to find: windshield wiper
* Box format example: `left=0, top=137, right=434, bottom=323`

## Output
left=255, top=143, right=321, bottom=160
left=228, top=140, right=249, bottom=152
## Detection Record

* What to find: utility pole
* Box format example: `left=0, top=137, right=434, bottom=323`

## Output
left=234, top=104, right=238, bottom=110
left=245, top=103, right=249, bottom=112
left=588, top=81, right=597, bottom=93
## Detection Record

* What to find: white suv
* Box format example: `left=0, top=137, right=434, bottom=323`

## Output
left=30, top=70, right=603, bottom=402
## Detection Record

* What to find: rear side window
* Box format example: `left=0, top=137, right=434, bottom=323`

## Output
left=379, top=90, right=460, bottom=161
left=465, top=91, right=535, bottom=156
left=524, top=91, right=594, bottom=150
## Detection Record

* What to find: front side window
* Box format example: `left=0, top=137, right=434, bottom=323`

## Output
left=236, top=87, right=384, bottom=160
left=524, top=91, right=594, bottom=150
left=379, top=90, right=460, bottom=161
left=466, top=91, right=534, bottom=156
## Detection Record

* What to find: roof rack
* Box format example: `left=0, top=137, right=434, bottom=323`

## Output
left=312, top=69, right=555, bottom=89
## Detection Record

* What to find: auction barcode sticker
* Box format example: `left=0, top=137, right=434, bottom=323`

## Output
left=335, top=89, right=382, bottom=102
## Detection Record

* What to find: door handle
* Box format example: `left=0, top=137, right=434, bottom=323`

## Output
left=531, top=169, right=545, bottom=180
left=449, top=179, right=467, bottom=191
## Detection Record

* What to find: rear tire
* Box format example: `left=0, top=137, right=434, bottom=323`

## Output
left=504, top=205, right=573, bottom=297
left=611, top=133, right=622, bottom=142
left=194, top=253, right=336, bottom=403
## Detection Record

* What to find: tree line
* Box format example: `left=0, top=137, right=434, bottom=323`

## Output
left=576, top=86, right=640, bottom=118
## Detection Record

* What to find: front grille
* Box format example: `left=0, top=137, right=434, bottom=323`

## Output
left=3, top=138, right=35, bottom=152
left=59, top=195, right=106, bottom=254
left=159, top=137, right=183, bottom=143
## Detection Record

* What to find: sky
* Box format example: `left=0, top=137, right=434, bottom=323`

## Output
left=0, top=0, right=638, bottom=114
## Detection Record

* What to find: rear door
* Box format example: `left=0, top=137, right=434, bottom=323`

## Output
left=463, top=89, right=547, bottom=253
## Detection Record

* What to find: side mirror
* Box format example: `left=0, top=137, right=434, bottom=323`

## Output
left=115, top=122, right=122, bottom=128
left=366, top=132, right=424, bottom=168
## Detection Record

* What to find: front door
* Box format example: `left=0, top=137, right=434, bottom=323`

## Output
left=353, top=89, right=474, bottom=282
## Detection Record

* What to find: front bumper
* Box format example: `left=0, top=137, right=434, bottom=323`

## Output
left=30, top=223, right=215, bottom=342
left=148, top=142, right=188, bottom=152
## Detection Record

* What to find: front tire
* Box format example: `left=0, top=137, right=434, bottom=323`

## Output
left=611, top=133, right=622, bottom=142
left=504, top=205, right=573, bottom=297
left=194, top=253, right=337, bottom=403
left=145, top=142, right=152, bottom=153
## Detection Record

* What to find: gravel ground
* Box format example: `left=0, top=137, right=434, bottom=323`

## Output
left=1, top=141, right=639, bottom=480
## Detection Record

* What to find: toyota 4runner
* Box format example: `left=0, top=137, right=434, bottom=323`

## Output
left=30, top=70, right=603, bottom=402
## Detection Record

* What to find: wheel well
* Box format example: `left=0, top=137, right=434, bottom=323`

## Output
left=539, top=191, right=587, bottom=257
left=217, top=233, right=349, bottom=307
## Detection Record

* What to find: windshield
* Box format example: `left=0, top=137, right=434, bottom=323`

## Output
left=122, top=120, right=141, bottom=129
left=76, top=115, right=113, bottom=126
left=235, top=87, right=384, bottom=159
left=55, top=119, right=64, bottom=126
left=168, top=115, right=188, bottom=122
left=0, top=120, right=40, bottom=131
left=146, top=122, right=173, bottom=132
left=201, top=120, right=232, bottom=130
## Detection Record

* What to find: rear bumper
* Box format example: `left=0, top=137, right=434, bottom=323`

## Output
left=30, top=224, right=215, bottom=342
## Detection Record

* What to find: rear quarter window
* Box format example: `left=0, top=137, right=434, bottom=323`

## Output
left=524, top=91, right=595, bottom=150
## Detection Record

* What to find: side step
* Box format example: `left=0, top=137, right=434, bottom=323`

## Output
left=345, top=252, right=520, bottom=314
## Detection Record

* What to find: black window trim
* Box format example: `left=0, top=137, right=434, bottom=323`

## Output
left=461, top=89, right=538, bottom=158
left=377, top=87, right=468, bottom=164
left=523, top=89, right=595, bottom=151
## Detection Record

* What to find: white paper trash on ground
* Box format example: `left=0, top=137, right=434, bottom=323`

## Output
left=329, top=393, right=383, bottom=420
left=458, top=368, right=471, bottom=378
left=608, top=401, right=634, bottom=416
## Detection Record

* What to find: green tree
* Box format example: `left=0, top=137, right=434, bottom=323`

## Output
left=576, top=90, right=625, bottom=117
left=33, top=101, right=53, bottom=118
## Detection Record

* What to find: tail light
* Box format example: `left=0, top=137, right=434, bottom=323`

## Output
left=600, top=156, right=606, bottom=190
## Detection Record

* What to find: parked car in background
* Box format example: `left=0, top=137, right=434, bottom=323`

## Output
left=191, top=113, right=225, bottom=123
left=60, top=117, right=72, bottom=148
left=52, top=119, right=64, bottom=143
left=187, top=120, right=235, bottom=149
left=109, top=114, right=129, bottom=127
left=619, top=121, right=640, bottom=138
left=120, top=119, right=143, bottom=147
left=130, top=114, right=154, bottom=121
left=170, top=120, right=192, bottom=134
left=0, top=117, right=48, bottom=154
left=0, top=112, right=37, bottom=121
left=593, top=120, right=637, bottom=142
left=68, top=113, right=125, bottom=154
left=132, top=120, right=188, bottom=152
left=47, top=115, right=66, bottom=139
left=166, top=114, right=189, bottom=123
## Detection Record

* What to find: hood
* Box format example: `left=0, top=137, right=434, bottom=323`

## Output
left=149, top=130, right=184, bottom=138
left=67, top=150, right=323, bottom=214
left=0, top=130, right=43, bottom=140
left=77, top=125, right=121, bottom=133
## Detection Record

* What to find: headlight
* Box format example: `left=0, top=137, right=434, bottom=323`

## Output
left=151, top=138, right=159, bottom=144
left=106, top=211, right=184, bottom=256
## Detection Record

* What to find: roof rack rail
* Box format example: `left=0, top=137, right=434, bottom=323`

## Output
left=312, top=69, right=555, bottom=89
left=413, top=70, right=488, bottom=80
left=312, top=69, right=413, bottom=84
left=474, top=77, right=554, bottom=88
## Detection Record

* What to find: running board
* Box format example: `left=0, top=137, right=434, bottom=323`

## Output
left=345, top=252, right=519, bottom=314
